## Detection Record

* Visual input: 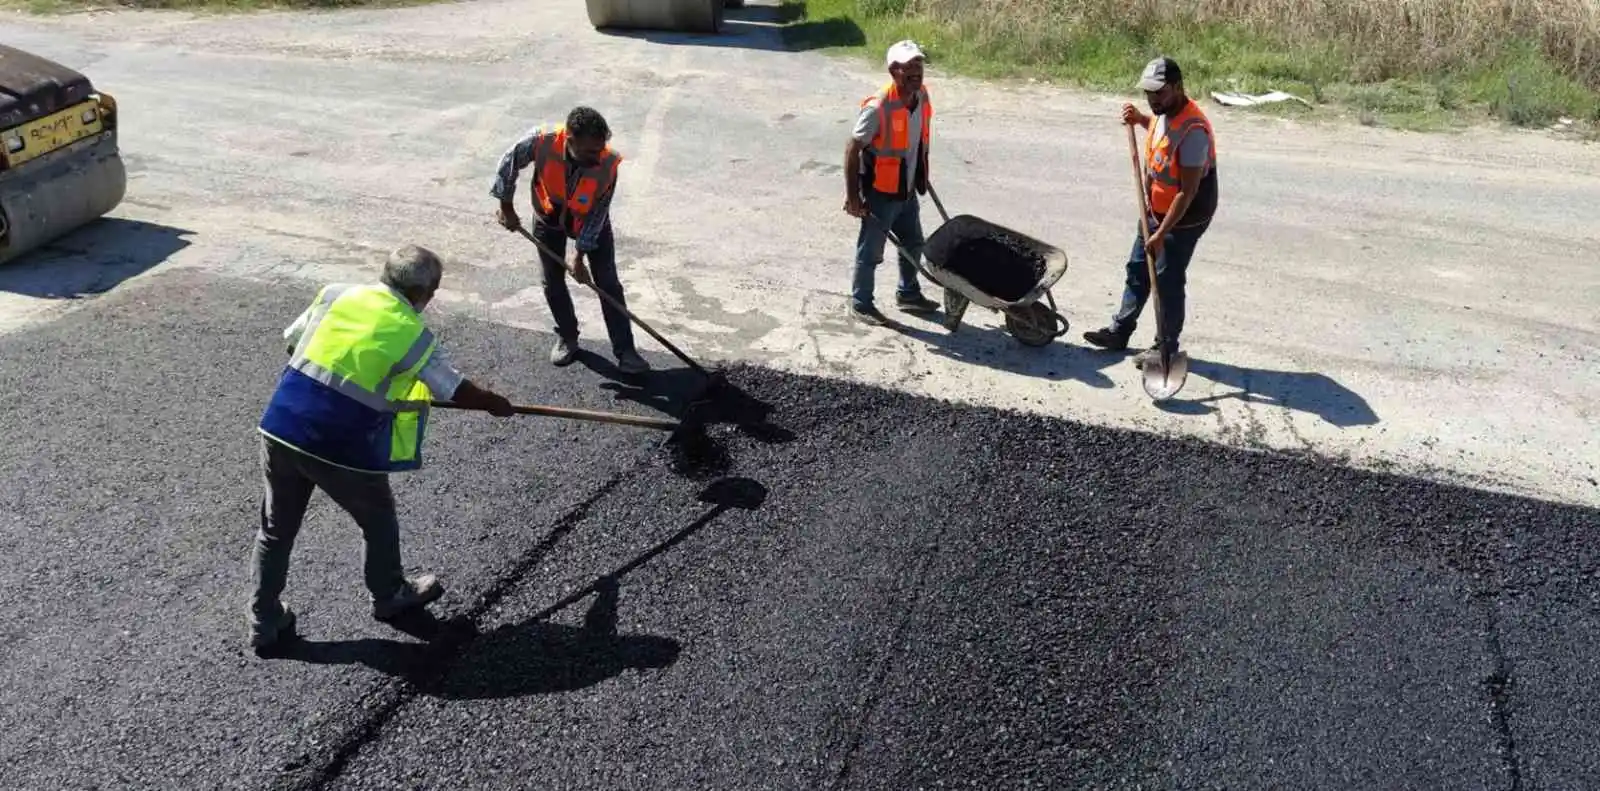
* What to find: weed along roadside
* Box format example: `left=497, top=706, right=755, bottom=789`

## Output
left=781, top=0, right=1600, bottom=136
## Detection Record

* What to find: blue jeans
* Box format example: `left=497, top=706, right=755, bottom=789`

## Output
left=853, top=191, right=927, bottom=309
left=1111, top=217, right=1209, bottom=350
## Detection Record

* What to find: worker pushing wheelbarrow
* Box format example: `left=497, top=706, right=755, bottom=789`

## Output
left=869, top=183, right=1071, bottom=347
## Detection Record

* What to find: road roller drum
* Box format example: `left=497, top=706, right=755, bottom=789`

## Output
left=585, top=0, right=726, bottom=33
left=0, top=44, right=128, bottom=266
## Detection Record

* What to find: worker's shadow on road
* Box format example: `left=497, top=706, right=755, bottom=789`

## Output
left=1150, top=358, right=1379, bottom=427
left=279, top=588, right=681, bottom=700
left=580, top=353, right=798, bottom=445
left=280, top=477, right=768, bottom=699
left=408, top=580, right=684, bottom=700
left=0, top=218, right=193, bottom=298
left=881, top=313, right=1119, bottom=388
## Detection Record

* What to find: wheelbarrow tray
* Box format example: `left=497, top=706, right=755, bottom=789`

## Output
left=922, top=214, right=1069, bottom=310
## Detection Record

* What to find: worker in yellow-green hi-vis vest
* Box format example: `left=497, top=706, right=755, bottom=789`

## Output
left=249, top=244, right=516, bottom=655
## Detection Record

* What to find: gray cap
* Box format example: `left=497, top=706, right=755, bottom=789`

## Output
left=1138, top=56, right=1182, bottom=91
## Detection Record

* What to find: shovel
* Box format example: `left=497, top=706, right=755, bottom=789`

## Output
left=1124, top=123, right=1189, bottom=401
left=509, top=224, right=732, bottom=405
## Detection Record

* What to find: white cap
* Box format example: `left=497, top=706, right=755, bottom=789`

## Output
left=886, top=39, right=925, bottom=68
left=1137, top=56, right=1181, bottom=91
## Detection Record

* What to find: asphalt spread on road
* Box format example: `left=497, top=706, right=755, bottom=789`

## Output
left=3, top=269, right=1597, bottom=790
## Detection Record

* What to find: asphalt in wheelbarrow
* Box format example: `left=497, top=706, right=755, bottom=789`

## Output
left=945, top=230, right=1048, bottom=303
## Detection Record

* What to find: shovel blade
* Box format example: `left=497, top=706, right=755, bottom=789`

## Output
left=1141, top=350, right=1190, bottom=400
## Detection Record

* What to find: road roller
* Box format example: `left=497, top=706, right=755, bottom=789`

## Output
left=0, top=44, right=127, bottom=266
left=586, top=0, right=743, bottom=33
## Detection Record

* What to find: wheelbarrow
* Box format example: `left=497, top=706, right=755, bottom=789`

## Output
left=867, top=183, right=1070, bottom=347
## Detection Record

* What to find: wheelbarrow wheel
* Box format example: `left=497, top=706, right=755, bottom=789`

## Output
left=1005, top=303, right=1060, bottom=347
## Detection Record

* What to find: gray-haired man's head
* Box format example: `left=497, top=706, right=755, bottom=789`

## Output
left=382, top=244, right=443, bottom=310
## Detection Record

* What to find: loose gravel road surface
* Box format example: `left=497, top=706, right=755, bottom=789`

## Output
left=2, top=0, right=1599, bottom=788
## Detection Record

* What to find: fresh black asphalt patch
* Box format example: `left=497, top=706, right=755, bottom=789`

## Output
left=3, top=268, right=1597, bottom=790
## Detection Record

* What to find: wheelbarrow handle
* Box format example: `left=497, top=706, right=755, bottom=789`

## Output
left=925, top=181, right=951, bottom=223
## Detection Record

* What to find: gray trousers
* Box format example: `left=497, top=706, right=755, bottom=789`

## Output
left=250, top=436, right=406, bottom=617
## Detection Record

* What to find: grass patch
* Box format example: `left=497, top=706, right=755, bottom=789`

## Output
left=780, top=0, right=1600, bottom=133
left=3, top=0, right=439, bottom=13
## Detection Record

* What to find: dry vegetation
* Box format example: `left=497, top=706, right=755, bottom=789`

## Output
left=789, top=0, right=1600, bottom=130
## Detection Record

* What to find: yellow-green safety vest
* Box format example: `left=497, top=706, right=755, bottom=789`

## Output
left=258, top=283, right=437, bottom=473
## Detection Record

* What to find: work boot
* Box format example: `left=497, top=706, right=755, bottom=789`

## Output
left=1082, top=326, right=1132, bottom=350
left=1134, top=341, right=1177, bottom=368
left=615, top=349, right=651, bottom=374
left=248, top=603, right=297, bottom=655
left=550, top=336, right=579, bottom=366
left=896, top=292, right=940, bottom=313
left=373, top=574, right=445, bottom=621
left=850, top=302, right=886, bottom=326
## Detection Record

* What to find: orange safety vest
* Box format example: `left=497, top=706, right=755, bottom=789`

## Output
left=860, top=81, right=932, bottom=199
left=531, top=125, right=622, bottom=238
left=1144, top=99, right=1218, bottom=226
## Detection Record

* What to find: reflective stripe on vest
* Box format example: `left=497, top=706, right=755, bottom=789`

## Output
left=863, top=81, right=931, bottom=196
left=1144, top=101, right=1215, bottom=216
left=288, top=285, right=437, bottom=414
left=258, top=283, right=437, bottom=473
left=531, top=125, right=622, bottom=238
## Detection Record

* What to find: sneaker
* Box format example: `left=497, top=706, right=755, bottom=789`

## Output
left=373, top=574, right=445, bottom=621
left=896, top=292, right=940, bottom=313
left=851, top=302, right=887, bottom=326
left=249, top=603, right=297, bottom=654
left=1082, top=326, right=1132, bottom=350
left=550, top=336, right=579, bottom=366
left=615, top=349, right=651, bottom=374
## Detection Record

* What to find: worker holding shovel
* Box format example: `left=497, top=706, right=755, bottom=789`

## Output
left=250, top=245, right=518, bottom=654
left=1082, top=56, right=1219, bottom=375
left=491, top=106, right=651, bottom=374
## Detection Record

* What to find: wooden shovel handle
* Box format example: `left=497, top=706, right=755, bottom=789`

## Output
left=1126, top=123, right=1163, bottom=320
left=429, top=400, right=679, bottom=431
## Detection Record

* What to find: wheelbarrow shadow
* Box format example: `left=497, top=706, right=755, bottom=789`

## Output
left=877, top=312, right=1119, bottom=389
left=1152, top=358, right=1379, bottom=427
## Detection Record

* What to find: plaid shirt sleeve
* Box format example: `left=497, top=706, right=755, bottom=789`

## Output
left=575, top=181, right=614, bottom=253
left=490, top=125, right=543, bottom=202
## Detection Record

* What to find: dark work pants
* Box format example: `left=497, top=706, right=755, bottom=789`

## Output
left=533, top=217, right=637, bottom=356
left=251, top=436, right=406, bottom=618
left=1111, top=216, right=1210, bottom=350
